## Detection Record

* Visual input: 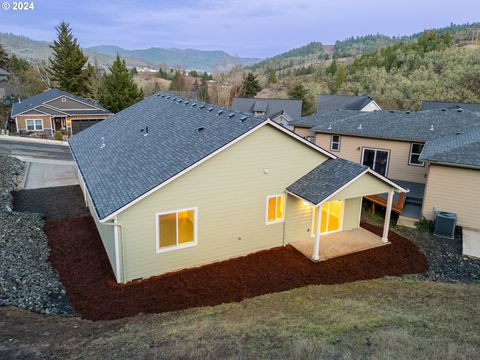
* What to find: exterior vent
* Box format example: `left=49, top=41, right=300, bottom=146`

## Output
left=184, top=101, right=189, bottom=105
left=199, top=104, right=205, bottom=109
left=405, top=111, right=410, bottom=114
left=177, top=99, right=183, bottom=103
left=433, top=210, right=457, bottom=239
left=217, top=110, right=224, bottom=115
left=389, top=110, right=395, bottom=113
left=240, top=116, right=247, bottom=122
left=207, top=107, right=214, bottom=112
left=197, top=127, right=205, bottom=132
left=327, top=124, right=332, bottom=130
left=441, top=108, right=447, bottom=111
left=172, top=97, right=176, bottom=101
left=457, top=108, right=463, bottom=112
left=357, top=124, right=363, bottom=130
left=166, top=96, right=171, bottom=99
left=430, top=124, right=434, bottom=131
left=191, top=103, right=197, bottom=107
left=228, top=113, right=235, bottom=118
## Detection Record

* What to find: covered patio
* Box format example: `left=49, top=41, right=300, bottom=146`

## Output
left=286, top=158, right=407, bottom=262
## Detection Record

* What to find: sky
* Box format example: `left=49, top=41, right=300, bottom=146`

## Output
left=0, top=0, right=479, bottom=58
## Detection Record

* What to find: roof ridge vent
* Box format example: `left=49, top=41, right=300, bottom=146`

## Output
left=430, top=124, right=434, bottom=131
left=357, top=123, right=363, bottom=130
left=199, top=104, right=205, bottom=109
left=207, top=107, right=214, bottom=112
left=217, top=110, right=224, bottom=115
left=184, top=101, right=189, bottom=105
left=457, top=108, right=463, bottom=112
left=228, top=113, right=235, bottom=118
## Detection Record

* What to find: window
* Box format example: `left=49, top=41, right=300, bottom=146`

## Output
left=312, top=200, right=343, bottom=236
left=26, top=119, right=43, bottom=131
left=330, top=134, right=341, bottom=151
left=409, top=143, right=424, bottom=166
left=156, top=208, right=197, bottom=253
left=361, top=148, right=390, bottom=176
left=266, top=195, right=285, bottom=224
left=306, top=136, right=316, bottom=143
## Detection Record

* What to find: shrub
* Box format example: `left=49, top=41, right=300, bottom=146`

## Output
left=54, top=131, right=63, bottom=141
left=414, top=218, right=433, bottom=233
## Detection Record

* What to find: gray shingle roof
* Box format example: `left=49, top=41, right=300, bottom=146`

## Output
left=420, top=100, right=480, bottom=112
left=0, top=68, right=9, bottom=76
left=290, top=110, right=362, bottom=128
left=11, top=88, right=111, bottom=117
left=316, top=95, right=375, bottom=115
left=231, top=98, right=302, bottom=120
left=419, top=127, right=480, bottom=168
left=69, top=93, right=269, bottom=220
left=287, top=158, right=368, bottom=205
left=312, top=109, right=480, bottom=142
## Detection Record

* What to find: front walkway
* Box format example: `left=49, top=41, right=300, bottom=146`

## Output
left=290, top=228, right=388, bottom=261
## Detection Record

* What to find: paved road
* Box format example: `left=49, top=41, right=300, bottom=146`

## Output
left=0, top=139, right=72, bottom=161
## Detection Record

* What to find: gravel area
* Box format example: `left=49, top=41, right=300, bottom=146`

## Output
left=0, top=154, right=73, bottom=316
left=396, top=226, right=480, bottom=283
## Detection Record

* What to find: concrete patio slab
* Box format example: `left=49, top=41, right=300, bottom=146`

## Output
left=24, top=161, right=79, bottom=189
left=290, top=228, right=389, bottom=261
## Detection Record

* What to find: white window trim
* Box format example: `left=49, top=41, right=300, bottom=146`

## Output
left=330, top=134, right=341, bottom=152
left=408, top=142, right=425, bottom=167
left=26, top=119, right=44, bottom=131
left=155, top=207, right=198, bottom=254
left=361, top=147, right=390, bottom=177
left=265, top=194, right=285, bottom=225
left=310, top=200, right=344, bottom=237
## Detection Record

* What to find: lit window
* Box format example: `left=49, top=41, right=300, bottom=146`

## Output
left=409, top=143, right=424, bottom=166
left=26, top=119, right=43, bottom=131
left=330, top=134, right=341, bottom=151
left=156, top=208, right=197, bottom=253
left=312, top=200, right=343, bottom=235
left=266, top=195, right=285, bottom=224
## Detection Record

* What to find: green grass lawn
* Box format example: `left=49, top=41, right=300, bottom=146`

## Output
left=2, top=278, right=479, bottom=359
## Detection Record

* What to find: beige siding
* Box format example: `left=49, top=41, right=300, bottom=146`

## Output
left=117, top=125, right=329, bottom=281
left=422, top=164, right=480, bottom=231
left=331, top=172, right=394, bottom=200
left=284, top=195, right=314, bottom=243
left=16, top=115, right=51, bottom=131
left=361, top=101, right=381, bottom=112
left=343, top=197, right=362, bottom=231
left=294, top=127, right=316, bottom=139
left=83, top=180, right=118, bottom=280
left=315, top=133, right=428, bottom=183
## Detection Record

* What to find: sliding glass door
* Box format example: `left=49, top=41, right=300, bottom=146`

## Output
left=362, top=148, right=390, bottom=177
left=312, top=200, right=343, bottom=236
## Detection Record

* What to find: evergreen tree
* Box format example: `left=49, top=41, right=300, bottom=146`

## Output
left=99, top=54, right=144, bottom=113
left=197, top=76, right=210, bottom=103
left=0, top=42, right=8, bottom=69
left=169, top=70, right=185, bottom=91
left=267, top=69, right=278, bottom=84
left=288, top=83, right=314, bottom=115
left=241, top=72, right=262, bottom=98
left=48, top=22, right=93, bottom=96
left=335, top=64, right=346, bottom=89
left=326, top=59, right=337, bottom=76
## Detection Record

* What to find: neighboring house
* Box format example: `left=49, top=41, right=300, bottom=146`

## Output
left=231, top=98, right=302, bottom=129
left=419, top=127, right=480, bottom=257
left=11, top=88, right=112, bottom=138
left=0, top=68, right=12, bottom=99
left=420, top=100, right=480, bottom=112
left=316, top=95, right=380, bottom=115
left=69, top=93, right=406, bottom=283
left=291, top=108, right=480, bottom=257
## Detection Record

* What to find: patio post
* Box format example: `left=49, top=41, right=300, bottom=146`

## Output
left=313, top=204, right=322, bottom=261
left=382, top=190, right=394, bottom=242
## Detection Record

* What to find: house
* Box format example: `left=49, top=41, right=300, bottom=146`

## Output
left=0, top=68, right=12, bottom=99
left=231, top=98, right=302, bottom=129
left=290, top=109, right=480, bottom=257
left=69, top=93, right=406, bottom=283
left=11, top=88, right=112, bottom=138
left=419, top=127, right=480, bottom=257
left=420, top=100, right=480, bottom=112
left=316, top=95, right=380, bottom=115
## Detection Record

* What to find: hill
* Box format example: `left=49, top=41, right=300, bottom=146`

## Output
left=0, top=33, right=261, bottom=72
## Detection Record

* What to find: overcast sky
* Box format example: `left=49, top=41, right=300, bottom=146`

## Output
left=0, top=0, right=478, bottom=58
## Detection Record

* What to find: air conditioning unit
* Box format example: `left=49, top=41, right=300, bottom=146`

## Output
left=433, top=210, right=457, bottom=239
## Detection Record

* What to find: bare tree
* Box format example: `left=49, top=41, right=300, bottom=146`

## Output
left=31, top=58, right=52, bottom=89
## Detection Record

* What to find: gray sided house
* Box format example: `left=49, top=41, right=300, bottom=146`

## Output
left=291, top=108, right=480, bottom=258
left=70, top=92, right=405, bottom=283
left=11, top=88, right=112, bottom=138
left=420, top=100, right=480, bottom=112
left=316, top=95, right=380, bottom=115
left=231, top=98, right=302, bottom=129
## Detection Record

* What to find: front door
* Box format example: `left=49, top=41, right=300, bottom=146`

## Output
left=54, top=117, right=62, bottom=131
left=362, top=148, right=390, bottom=176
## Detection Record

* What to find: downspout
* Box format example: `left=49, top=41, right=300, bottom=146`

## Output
left=103, top=219, right=125, bottom=283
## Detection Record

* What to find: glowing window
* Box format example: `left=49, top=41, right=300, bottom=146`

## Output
left=156, top=208, right=197, bottom=253
left=312, top=200, right=343, bottom=235
left=266, top=195, right=285, bottom=224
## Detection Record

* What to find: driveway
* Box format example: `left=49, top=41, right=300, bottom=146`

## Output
left=24, top=159, right=79, bottom=189
left=0, top=138, right=72, bottom=161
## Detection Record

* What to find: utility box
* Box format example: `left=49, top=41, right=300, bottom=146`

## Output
left=433, top=211, right=457, bottom=239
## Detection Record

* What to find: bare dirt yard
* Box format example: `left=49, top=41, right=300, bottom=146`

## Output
left=1, top=278, right=479, bottom=359
left=43, top=216, right=427, bottom=320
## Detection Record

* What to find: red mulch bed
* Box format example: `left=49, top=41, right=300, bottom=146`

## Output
left=44, top=216, right=428, bottom=320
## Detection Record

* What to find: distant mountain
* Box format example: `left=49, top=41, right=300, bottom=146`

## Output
left=0, top=33, right=261, bottom=72
left=86, top=45, right=260, bottom=72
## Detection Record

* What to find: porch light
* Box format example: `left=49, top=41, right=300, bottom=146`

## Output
left=66, top=119, right=72, bottom=126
